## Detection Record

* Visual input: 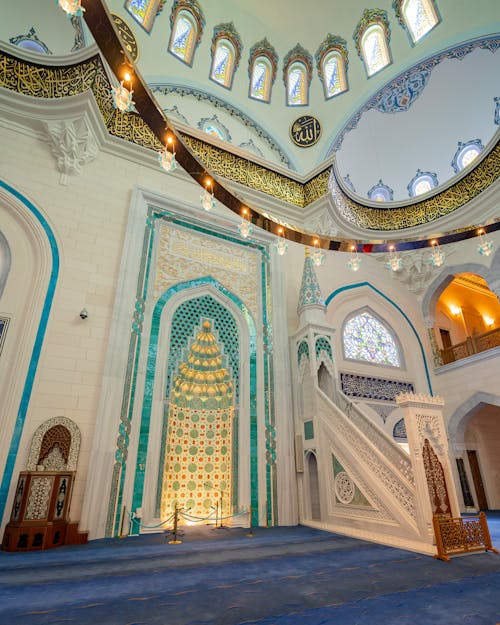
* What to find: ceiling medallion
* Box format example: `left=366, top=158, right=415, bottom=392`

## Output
left=111, top=14, right=139, bottom=62
left=290, top=116, right=321, bottom=148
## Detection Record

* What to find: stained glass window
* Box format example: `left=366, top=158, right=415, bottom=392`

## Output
left=323, top=52, right=346, bottom=99
left=170, top=11, right=196, bottom=63
left=250, top=58, right=271, bottom=101
left=287, top=63, right=307, bottom=106
left=126, top=0, right=159, bottom=32
left=211, top=40, right=234, bottom=87
left=403, top=0, right=439, bottom=43
left=343, top=311, right=400, bottom=366
left=362, top=25, right=390, bottom=76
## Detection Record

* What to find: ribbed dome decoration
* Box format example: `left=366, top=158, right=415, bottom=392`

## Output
left=171, top=320, right=233, bottom=410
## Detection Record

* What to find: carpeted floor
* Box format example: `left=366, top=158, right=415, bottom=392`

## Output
left=1, top=512, right=499, bottom=625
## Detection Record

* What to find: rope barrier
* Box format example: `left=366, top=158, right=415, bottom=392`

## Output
left=126, top=510, right=176, bottom=529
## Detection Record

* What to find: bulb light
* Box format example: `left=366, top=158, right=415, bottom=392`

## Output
left=58, top=0, right=84, bottom=17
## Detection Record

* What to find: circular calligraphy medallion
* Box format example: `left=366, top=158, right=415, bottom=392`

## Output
left=334, top=471, right=355, bottom=504
left=111, top=14, right=139, bottom=63
left=290, top=116, right=321, bottom=148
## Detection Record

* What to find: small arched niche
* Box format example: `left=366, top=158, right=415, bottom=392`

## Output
left=26, top=417, right=81, bottom=472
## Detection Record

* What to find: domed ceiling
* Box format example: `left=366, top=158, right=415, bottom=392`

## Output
left=1, top=0, right=499, bottom=239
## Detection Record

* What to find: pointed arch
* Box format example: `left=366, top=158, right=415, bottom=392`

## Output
left=325, top=282, right=432, bottom=393
left=0, top=180, right=59, bottom=525
left=315, top=35, right=349, bottom=100
left=354, top=9, right=392, bottom=77
left=169, top=0, right=205, bottom=66
left=283, top=44, right=313, bottom=106
left=248, top=39, right=278, bottom=103
left=342, top=306, right=403, bottom=368
left=210, top=23, right=242, bottom=89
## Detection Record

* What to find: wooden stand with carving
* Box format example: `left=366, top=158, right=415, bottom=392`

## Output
left=433, top=512, right=499, bottom=562
left=2, top=471, right=87, bottom=552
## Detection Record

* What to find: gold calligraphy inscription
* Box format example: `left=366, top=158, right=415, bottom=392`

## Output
left=111, top=14, right=139, bottom=62
left=290, top=116, right=322, bottom=148
left=169, top=237, right=249, bottom=273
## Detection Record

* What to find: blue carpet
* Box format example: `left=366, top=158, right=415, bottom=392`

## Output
left=1, top=513, right=499, bottom=625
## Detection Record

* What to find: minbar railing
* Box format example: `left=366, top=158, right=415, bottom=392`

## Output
left=433, top=512, right=499, bottom=562
left=440, top=327, right=500, bottom=364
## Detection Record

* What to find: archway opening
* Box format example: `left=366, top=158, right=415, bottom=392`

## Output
left=306, top=453, right=321, bottom=521
left=433, top=273, right=500, bottom=364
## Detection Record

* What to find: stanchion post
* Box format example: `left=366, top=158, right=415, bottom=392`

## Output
left=219, top=491, right=224, bottom=528
left=168, top=503, right=182, bottom=544
left=119, top=505, right=126, bottom=538
left=246, top=505, right=254, bottom=538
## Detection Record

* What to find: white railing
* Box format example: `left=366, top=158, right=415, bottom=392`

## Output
left=317, top=390, right=417, bottom=528
left=336, top=391, right=414, bottom=485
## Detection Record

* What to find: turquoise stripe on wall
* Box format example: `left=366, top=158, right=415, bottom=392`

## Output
left=0, top=181, right=59, bottom=524
left=325, top=282, right=433, bottom=395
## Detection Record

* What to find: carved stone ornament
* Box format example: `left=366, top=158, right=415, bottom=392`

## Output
left=44, top=116, right=99, bottom=185
left=27, top=417, right=81, bottom=471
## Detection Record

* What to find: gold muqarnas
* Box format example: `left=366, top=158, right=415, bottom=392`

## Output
left=162, top=321, right=234, bottom=522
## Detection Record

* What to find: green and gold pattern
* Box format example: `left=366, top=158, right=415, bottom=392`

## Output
left=162, top=320, right=233, bottom=520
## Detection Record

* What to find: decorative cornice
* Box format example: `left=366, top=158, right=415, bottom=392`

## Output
left=396, top=392, right=444, bottom=407
left=248, top=38, right=278, bottom=85
left=1, top=41, right=499, bottom=241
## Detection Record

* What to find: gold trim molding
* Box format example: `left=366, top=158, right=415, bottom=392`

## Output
left=0, top=48, right=498, bottom=228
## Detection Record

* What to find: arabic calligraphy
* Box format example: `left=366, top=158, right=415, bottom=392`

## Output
left=290, top=116, right=321, bottom=147
left=111, top=14, right=139, bottom=62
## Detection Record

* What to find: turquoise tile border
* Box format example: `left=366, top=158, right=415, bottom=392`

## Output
left=108, top=206, right=273, bottom=534
left=325, top=282, right=433, bottom=395
left=131, top=276, right=258, bottom=526
left=0, top=181, right=59, bottom=525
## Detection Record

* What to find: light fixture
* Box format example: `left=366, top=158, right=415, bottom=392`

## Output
left=200, top=177, right=215, bottom=211
left=347, top=244, right=361, bottom=272
left=477, top=228, right=494, bottom=256
left=238, top=208, right=252, bottom=239
left=58, top=0, right=85, bottom=17
left=111, top=80, right=135, bottom=113
left=449, top=304, right=461, bottom=317
left=274, top=227, right=288, bottom=256
left=158, top=135, right=177, bottom=173
left=484, top=316, right=494, bottom=327
left=429, top=240, right=445, bottom=267
left=312, top=239, right=325, bottom=266
left=387, top=245, right=403, bottom=272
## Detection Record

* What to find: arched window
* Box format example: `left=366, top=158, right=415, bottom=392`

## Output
left=343, top=310, right=401, bottom=367
left=125, top=0, right=160, bottom=32
left=451, top=139, right=484, bottom=173
left=367, top=180, right=393, bottom=202
left=287, top=62, right=307, bottom=105
left=248, top=39, right=278, bottom=103
left=210, top=24, right=242, bottom=89
left=315, top=35, right=348, bottom=100
left=169, top=0, right=205, bottom=66
left=407, top=169, right=439, bottom=197
left=283, top=44, right=313, bottom=106
left=354, top=10, right=392, bottom=77
left=397, top=0, right=440, bottom=44
left=322, top=52, right=347, bottom=98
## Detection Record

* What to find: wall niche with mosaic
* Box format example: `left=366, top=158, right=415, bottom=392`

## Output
left=161, top=319, right=235, bottom=521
